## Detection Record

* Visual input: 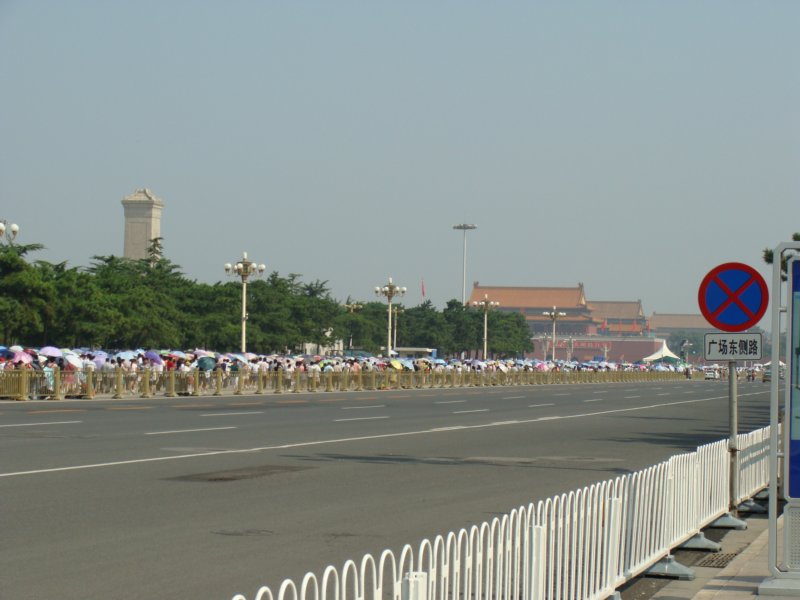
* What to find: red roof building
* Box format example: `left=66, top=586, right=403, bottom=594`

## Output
left=468, top=282, right=600, bottom=336
left=589, top=300, right=647, bottom=336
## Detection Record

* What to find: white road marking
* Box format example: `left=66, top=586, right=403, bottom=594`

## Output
left=454, top=409, right=489, bottom=414
left=584, top=399, right=603, bottom=403
left=199, top=411, right=264, bottom=417
left=435, top=400, right=466, bottom=404
left=334, top=416, right=390, bottom=422
left=624, top=396, right=641, bottom=399
left=592, top=391, right=608, bottom=394
left=341, top=405, right=385, bottom=410
left=503, top=396, right=525, bottom=400
left=529, top=403, right=554, bottom=408
left=554, top=393, right=570, bottom=396
left=657, top=393, right=670, bottom=396
left=145, top=427, right=236, bottom=436
left=0, top=420, right=82, bottom=428
left=0, top=394, right=733, bottom=479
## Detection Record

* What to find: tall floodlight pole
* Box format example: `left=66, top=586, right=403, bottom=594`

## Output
left=375, top=277, right=406, bottom=357
left=453, top=224, right=477, bottom=304
left=472, top=294, right=499, bottom=359
left=224, top=252, right=266, bottom=353
left=543, top=306, right=567, bottom=361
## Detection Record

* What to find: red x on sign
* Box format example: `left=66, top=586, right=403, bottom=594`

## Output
left=697, top=262, right=768, bottom=332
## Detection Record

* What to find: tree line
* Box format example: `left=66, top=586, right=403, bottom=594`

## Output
left=0, top=239, right=533, bottom=357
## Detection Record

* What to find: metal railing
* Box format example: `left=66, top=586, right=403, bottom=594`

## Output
left=0, top=367, right=686, bottom=400
left=231, top=426, right=770, bottom=600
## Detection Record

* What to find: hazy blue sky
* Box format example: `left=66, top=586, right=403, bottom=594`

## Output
left=1, top=2, right=797, bottom=327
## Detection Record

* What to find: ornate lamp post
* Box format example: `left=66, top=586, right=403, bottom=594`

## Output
left=392, top=306, right=404, bottom=350
left=472, top=293, right=499, bottom=359
left=344, top=302, right=363, bottom=349
left=224, top=252, right=266, bottom=353
left=375, top=277, right=406, bottom=356
left=542, top=306, right=567, bottom=361
left=0, top=221, right=20, bottom=243
left=453, top=223, right=477, bottom=304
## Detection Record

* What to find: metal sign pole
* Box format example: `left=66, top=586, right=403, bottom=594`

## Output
left=760, top=245, right=800, bottom=595
left=729, top=359, right=739, bottom=515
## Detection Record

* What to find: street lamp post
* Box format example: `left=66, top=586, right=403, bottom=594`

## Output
left=392, top=306, right=404, bottom=350
left=224, top=252, right=266, bottom=353
left=0, top=221, right=20, bottom=243
left=453, top=223, right=477, bottom=304
left=375, top=277, right=406, bottom=357
left=472, top=293, right=499, bottom=359
left=542, top=306, right=567, bottom=361
left=344, top=302, right=363, bottom=350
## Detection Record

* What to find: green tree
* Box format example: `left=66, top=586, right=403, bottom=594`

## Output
left=36, top=261, right=116, bottom=348
left=397, top=301, right=452, bottom=350
left=763, top=233, right=800, bottom=281
left=0, top=241, right=52, bottom=346
left=442, top=299, right=480, bottom=355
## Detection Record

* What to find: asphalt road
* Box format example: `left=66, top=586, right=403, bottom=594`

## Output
left=0, top=379, right=774, bottom=600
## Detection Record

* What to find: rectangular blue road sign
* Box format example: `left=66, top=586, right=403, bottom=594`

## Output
left=790, top=261, right=800, bottom=498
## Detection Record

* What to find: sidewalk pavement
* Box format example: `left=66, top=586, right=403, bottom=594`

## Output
left=652, top=515, right=798, bottom=600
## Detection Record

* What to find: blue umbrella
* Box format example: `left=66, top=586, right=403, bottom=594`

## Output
left=144, top=350, right=163, bottom=365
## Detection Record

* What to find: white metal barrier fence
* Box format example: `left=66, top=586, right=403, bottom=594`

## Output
left=232, top=426, right=770, bottom=600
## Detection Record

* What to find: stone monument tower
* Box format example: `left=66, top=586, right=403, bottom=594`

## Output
left=121, top=188, right=164, bottom=260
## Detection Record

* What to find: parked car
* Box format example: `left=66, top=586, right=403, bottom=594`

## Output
left=705, top=369, right=720, bottom=380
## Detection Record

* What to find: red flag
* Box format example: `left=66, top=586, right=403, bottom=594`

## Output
left=421, top=278, right=426, bottom=298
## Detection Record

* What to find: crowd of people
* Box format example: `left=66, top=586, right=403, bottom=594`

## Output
left=0, top=344, right=691, bottom=400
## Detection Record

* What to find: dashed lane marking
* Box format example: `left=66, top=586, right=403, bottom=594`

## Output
left=1, top=394, right=732, bottom=479
left=0, top=420, right=82, bottom=428
left=145, top=426, right=237, bottom=436
left=199, top=411, right=264, bottom=417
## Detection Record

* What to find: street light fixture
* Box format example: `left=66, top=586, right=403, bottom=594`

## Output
left=392, top=306, right=404, bottom=350
left=472, top=293, right=499, bottom=359
left=375, top=277, right=406, bottom=356
left=0, top=221, right=20, bottom=243
left=344, top=302, right=363, bottom=349
left=453, top=223, right=477, bottom=304
left=224, top=252, right=266, bottom=353
left=542, top=306, right=567, bottom=361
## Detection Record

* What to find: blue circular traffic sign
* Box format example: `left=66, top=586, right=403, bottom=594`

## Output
left=698, top=262, right=768, bottom=332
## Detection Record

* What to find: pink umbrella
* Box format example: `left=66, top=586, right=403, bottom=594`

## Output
left=11, top=351, right=33, bottom=364
left=39, top=346, right=63, bottom=358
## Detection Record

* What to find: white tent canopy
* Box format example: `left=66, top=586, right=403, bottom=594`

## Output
left=762, top=360, right=786, bottom=367
left=641, top=341, right=681, bottom=363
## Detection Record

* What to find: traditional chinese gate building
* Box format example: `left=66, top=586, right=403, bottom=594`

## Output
left=468, top=283, right=599, bottom=336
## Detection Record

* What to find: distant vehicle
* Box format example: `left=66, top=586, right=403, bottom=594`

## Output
left=762, top=369, right=771, bottom=383
left=705, top=369, right=720, bottom=380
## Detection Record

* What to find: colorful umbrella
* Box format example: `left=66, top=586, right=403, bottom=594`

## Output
left=63, top=354, right=83, bottom=369
left=39, top=346, right=63, bottom=358
left=197, top=356, right=216, bottom=371
left=11, top=351, right=33, bottom=364
left=144, top=350, right=163, bottom=364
